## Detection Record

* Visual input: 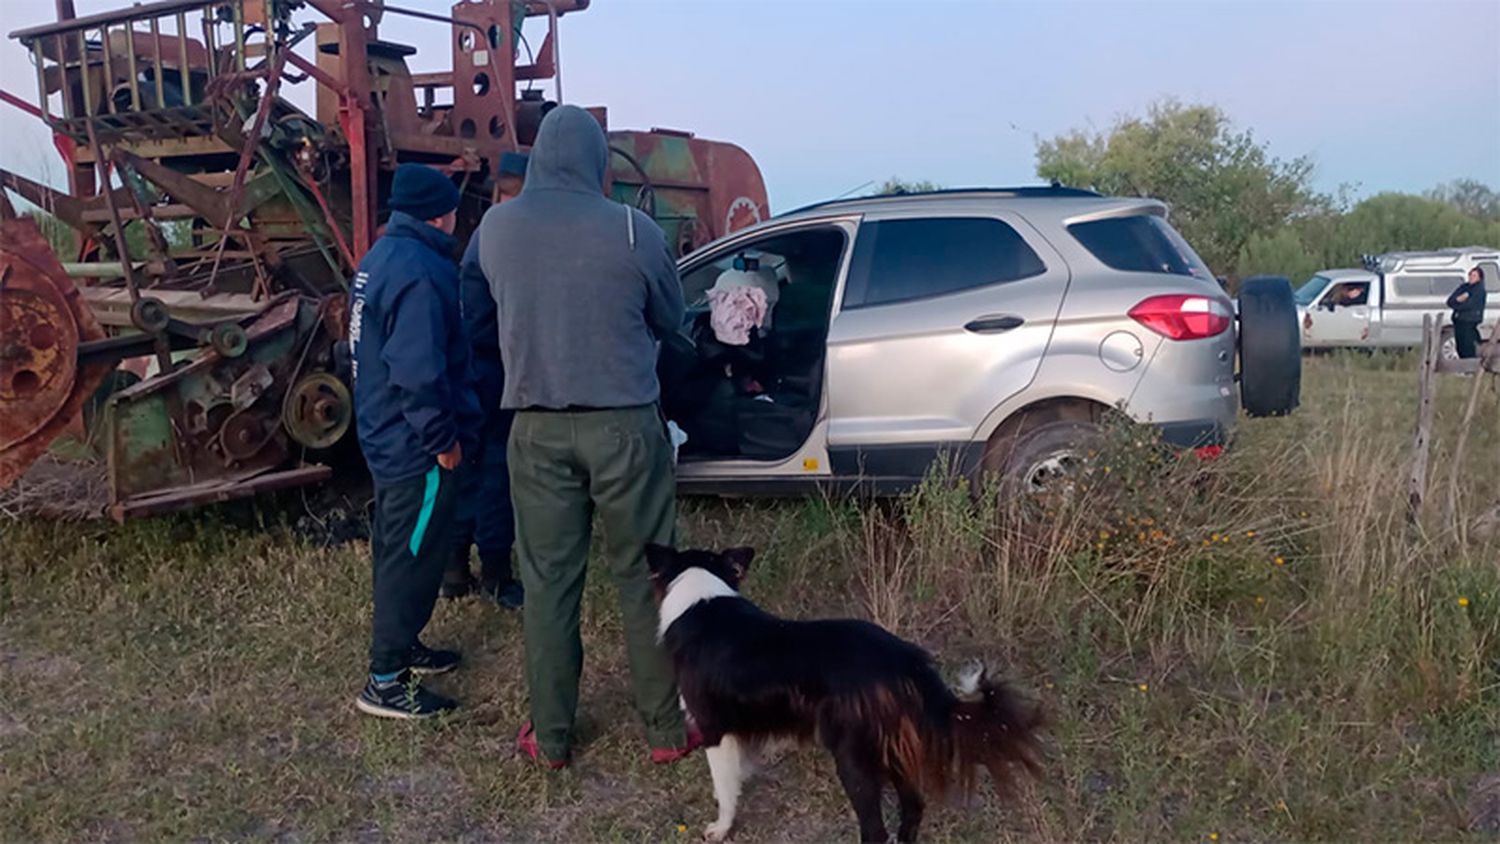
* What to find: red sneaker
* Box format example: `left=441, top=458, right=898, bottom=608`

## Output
left=650, top=723, right=704, bottom=765
left=515, top=721, right=568, bottom=769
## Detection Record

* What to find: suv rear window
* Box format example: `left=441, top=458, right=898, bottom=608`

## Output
left=1069, top=215, right=1212, bottom=280
left=843, top=217, right=1046, bottom=309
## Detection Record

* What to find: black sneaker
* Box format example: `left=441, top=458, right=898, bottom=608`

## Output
left=481, top=578, right=525, bottom=611
left=355, top=671, right=457, bottom=720
left=409, top=642, right=461, bottom=676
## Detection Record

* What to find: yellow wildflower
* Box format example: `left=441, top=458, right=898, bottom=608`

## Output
left=1459, top=596, right=1471, bottom=608
left=1255, top=596, right=1265, bottom=605
left=1245, top=530, right=1256, bottom=538
left=677, top=824, right=688, bottom=834
left=1209, top=834, right=1219, bottom=842
left=1274, top=556, right=1285, bottom=566
left=1137, top=682, right=1149, bottom=692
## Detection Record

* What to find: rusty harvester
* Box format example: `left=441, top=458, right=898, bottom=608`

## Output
left=0, top=0, right=768, bottom=521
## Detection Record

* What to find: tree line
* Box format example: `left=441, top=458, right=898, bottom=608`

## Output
left=881, top=99, right=1500, bottom=287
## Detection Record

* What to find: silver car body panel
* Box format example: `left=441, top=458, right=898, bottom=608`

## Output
left=670, top=191, right=1240, bottom=486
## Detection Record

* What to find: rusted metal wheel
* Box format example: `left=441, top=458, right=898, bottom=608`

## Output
left=130, top=296, right=170, bottom=333
left=0, top=216, right=110, bottom=490
left=1, top=269, right=78, bottom=447
left=281, top=371, right=351, bottom=450
left=209, top=321, right=248, bottom=358
left=219, top=409, right=275, bottom=464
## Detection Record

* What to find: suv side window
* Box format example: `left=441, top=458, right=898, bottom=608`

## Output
left=1069, top=215, right=1212, bottom=279
left=842, top=217, right=1046, bottom=309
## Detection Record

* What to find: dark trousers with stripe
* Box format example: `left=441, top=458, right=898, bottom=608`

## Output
left=369, top=465, right=458, bottom=675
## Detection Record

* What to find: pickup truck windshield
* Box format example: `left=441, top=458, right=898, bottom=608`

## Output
left=1295, top=275, right=1332, bottom=306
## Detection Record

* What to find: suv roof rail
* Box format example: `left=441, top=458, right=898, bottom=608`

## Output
left=777, top=185, right=1104, bottom=218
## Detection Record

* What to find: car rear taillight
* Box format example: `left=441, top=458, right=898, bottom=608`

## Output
left=1128, top=295, right=1232, bottom=340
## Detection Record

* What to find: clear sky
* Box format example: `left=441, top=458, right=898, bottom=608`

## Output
left=1, top=0, right=1496, bottom=212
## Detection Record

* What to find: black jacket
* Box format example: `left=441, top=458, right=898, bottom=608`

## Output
left=349, top=212, right=481, bottom=484
left=1447, top=279, right=1487, bottom=324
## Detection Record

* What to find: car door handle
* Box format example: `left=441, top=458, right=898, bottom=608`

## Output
left=964, top=314, right=1024, bottom=333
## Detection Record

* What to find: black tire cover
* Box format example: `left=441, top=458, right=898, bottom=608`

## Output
left=1238, top=276, right=1301, bottom=417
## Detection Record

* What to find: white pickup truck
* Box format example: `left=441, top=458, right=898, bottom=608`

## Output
left=1295, top=247, right=1499, bottom=358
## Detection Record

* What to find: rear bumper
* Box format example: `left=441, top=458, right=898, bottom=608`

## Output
left=1153, top=418, right=1229, bottom=449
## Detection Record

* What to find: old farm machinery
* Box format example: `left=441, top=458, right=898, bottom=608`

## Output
left=0, top=0, right=768, bottom=520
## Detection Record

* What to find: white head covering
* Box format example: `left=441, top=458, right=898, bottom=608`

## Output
left=710, top=261, right=779, bottom=327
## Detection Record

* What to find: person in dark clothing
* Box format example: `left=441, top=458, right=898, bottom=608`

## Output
left=440, top=234, right=524, bottom=609
left=475, top=105, right=696, bottom=767
left=1448, top=267, right=1489, bottom=360
left=349, top=163, right=479, bottom=720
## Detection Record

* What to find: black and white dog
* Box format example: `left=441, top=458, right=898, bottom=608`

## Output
left=646, top=544, right=1044, bottom=843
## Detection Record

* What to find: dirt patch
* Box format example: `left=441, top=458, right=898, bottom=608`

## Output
left=1469, top=772, right=1500, bottom=835
left=0, top=713, right=29, bottom=738
left=0, top=636, right=83, bottom=682
left=378, top=765, right=465, bottom=802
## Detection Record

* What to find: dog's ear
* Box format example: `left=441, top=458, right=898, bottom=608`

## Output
left=644, top=544, right=677, bottom=578
left=721, top=547, right=755, bottom=579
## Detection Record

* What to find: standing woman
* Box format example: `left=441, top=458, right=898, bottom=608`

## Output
left=1448, top=267, right=1488, bottom=360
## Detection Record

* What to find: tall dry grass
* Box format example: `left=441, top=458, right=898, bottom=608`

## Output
left=831, top=362, right=1500, bottom=837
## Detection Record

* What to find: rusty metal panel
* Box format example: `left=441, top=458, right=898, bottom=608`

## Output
left=1, top=0, right=770, bottom=518
left=105, top=296, right=303, bottom=502
left=608, top=130, right=769, bottom=256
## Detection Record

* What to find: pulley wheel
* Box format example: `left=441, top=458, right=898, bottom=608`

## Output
left=282, top=371, right=352, bottom=449
left=210, top=322, right=248, bottom=358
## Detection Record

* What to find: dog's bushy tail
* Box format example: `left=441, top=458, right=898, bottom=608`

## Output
left=873, top=660, right=1043, bottom=801
left=942, top=662, right=1045, bottom=797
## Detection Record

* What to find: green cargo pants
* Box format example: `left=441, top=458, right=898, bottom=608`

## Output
left=508, top=404, right=684, bottom=760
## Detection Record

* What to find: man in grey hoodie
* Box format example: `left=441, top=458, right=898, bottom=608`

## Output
left=476, top=105, right=695, bottom=768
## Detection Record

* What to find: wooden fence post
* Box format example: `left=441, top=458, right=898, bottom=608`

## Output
left=1407, top=314, right=1440, bottom=525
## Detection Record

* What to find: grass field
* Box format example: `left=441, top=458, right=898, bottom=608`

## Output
left=2, top=354, right=1498, bottom=843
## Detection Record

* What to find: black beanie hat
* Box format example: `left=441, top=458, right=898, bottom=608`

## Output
left=388, top=163, right=461, bottom=221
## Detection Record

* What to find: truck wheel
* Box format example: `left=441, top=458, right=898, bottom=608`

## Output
left=1237, top=276, right=1301, bottom=417
left=1440, top=327, right=1459, bottom=362
left=995, top=420, right=1103, bottom=496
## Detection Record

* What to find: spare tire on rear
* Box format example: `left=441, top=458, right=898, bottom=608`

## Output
left=1237, top=275, right=1301, bottom=417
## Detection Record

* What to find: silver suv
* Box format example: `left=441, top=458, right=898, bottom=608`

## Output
left=658, top=187, right=1300, bottom=494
